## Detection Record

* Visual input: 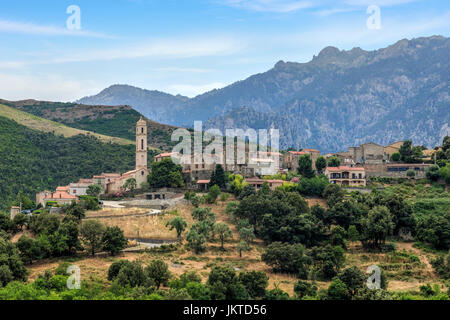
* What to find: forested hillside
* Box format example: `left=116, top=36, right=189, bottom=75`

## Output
left=1, top=99, right=178, bottom=152
left=0, top=116, right=157, bottom=210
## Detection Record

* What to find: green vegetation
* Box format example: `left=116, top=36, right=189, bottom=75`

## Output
left=147, top=158, right=184, bottom=188
left=0, top=116, right=157, bottom=210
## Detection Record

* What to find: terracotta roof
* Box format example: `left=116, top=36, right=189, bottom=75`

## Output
left=326, top=166, right=365, bottom=172
left=303, top=149, right=320, bottom=153
left=155, top=152, right=178, bottom=159
left=289, top=151, right=307, bottom=155
left=45, top=191, right=77, bottom=200
left=56, top=186, right=70, bottom=192
left=197, top=180, right=210, bottom=184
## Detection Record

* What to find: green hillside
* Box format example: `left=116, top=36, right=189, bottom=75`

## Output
left=0, top=115, right=158, bottom=210
left=0, top=103, right=135, bottom=146
left=1, top=99, right=177, bottom=151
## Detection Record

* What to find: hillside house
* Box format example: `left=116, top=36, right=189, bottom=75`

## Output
left=284, top=149, right=321, bottom=171
left=325, top=166, right=366, bottom=187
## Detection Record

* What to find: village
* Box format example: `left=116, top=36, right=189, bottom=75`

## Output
left=10, top=117, right=438, bottom=220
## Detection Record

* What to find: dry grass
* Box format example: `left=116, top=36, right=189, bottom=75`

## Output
left=26, top=197, right=447, bottom=295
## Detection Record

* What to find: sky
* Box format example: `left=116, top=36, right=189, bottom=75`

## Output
left=0, top=0, right=448, bottom=101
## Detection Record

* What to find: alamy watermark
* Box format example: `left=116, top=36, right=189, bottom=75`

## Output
left=366, top=265, right=381, bottom=290
left=170, top=121, right=280, bottom=175
left=367, top=5, right=381, bottom=30
left=66, top=264, right=81, bottom=290
left=66, top=5, right=81, bottom=30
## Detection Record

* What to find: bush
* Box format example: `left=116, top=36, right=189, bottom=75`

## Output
left=294, top=280, right=318, bottom=299
left=262, top=242, right=308, bottom=278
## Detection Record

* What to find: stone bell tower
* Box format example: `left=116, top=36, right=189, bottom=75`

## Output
left=136, top=116, right=148, bottom=170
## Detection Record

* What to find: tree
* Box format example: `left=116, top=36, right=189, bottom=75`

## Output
left=297, top=154, right=315, bottom=178
left=65, top=202, right=85, bottom=220
left=108, top=260, right=133, bottom=281
left=239, top=184, right=256, bottom=200
left=337, top=266, right=366, bottom=297
left=238, top=226, right=255, bottom=244
left=0, top=265, right=13, bottom=287
left=102, top=226, right=127, bottom=256
left=0, top=213, right=13, bottom=232
left=17, top=236, right=42, bottom=264
left=145, top=260, right=171, bottom=289
left=115, top=261, right=150, bottom=288
left=262, top=242, right=308, bottom=277
left=391, top=152, right=401, bottom=162
left=315, top=156, right=327, bottom=174
left=347, top=225, right=360, bottom=242
left=327, top=156, right=341, bottom=167
left=214, top=223, right=232, bottom=250
left=238, top=271, right=268, bottom=299
left=399, top=140, right=422, bottom=163
left=13, top=213, right=29, bottom=232
left=0, top=238, right=28, bottom=284
left=426, top=165, right=440, bottom=181
left=323, top=184, right=344, bottom=208
left=13, top=192, right=34, bottom=210
left=207, top=265, right=247, bottom=300
left=360, top=206, right=395, bottom=249
left=331, top=226, right=347, bottom=249
left=294, top=280, right=317, bottom=299
left=123, top=178, right=137, bottom=192
left=206, top=185, right=221, bottom=204
left=307, top=245, right=345, bottom=280
left=186, top=228, right=207, bottom=254
left=80, top=220, right=106, bottom=256
left=59, top=216, right=81, bottom=254
left=237, top=241, right=250, bottom=258
left=148, top=158, right=184, bottom=188
left=439, top=163, right=450, bottom=184
left=166, top=217, right=187, bottom=240
left=86, top=184, right=102, bottom=197
left=209, top=164, right=226, bottom=189
left=327, top=279, right=348, bottom=300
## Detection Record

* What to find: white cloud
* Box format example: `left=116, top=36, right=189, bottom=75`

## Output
left=313, top=7, right=360, bottom=17
left=344, top=0, right=420, bottom=6
left=48, top=37, right=242, bottom=64
left=0, top=73, right=100, bottom=102
left=277, top=10, right=450, bottom=49
left=167, top=82, right=227, bottom=97
left=153, top=67, right=214, bottom=73
left=223, top=0, right=313, bottom=13
left=0, top=18, right=112, bottom=38
left=0, top=36, right=242, bottom=68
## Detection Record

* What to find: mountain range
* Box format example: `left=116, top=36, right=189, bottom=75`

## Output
left=78, top=36, right=450, bottom=153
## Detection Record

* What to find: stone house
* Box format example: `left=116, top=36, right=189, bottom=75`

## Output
left=325, top=166, right=366, bottom=187
left=284, top=149, right=321, bottom=171
left=39, top=186, right=78, bottom=207
left=349, top=142, right=385, bottom=164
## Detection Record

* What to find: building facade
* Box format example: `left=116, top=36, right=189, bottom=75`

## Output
left=325, top=166, right=366, bottom=187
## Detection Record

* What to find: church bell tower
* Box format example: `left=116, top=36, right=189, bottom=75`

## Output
left=136, top=116, right=148, bottom=170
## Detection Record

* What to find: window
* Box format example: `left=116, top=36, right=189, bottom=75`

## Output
left=141, top=128, right=144, bottom=134
left=141, top=139, right=144, bottom=150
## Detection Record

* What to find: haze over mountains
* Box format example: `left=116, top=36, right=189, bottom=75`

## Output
left=78, top=36, right=450, bottom=153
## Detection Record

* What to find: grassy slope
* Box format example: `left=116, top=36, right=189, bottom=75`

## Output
left=0, top=103, right=136, bottom=146
left=1, top=99, right=175, bottom=151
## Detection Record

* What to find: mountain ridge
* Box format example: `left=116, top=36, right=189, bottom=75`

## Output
left=77, top=36, right=450, bottom=153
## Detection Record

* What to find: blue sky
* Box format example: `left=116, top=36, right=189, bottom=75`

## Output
left=0, top=0, right=448, bottom=101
